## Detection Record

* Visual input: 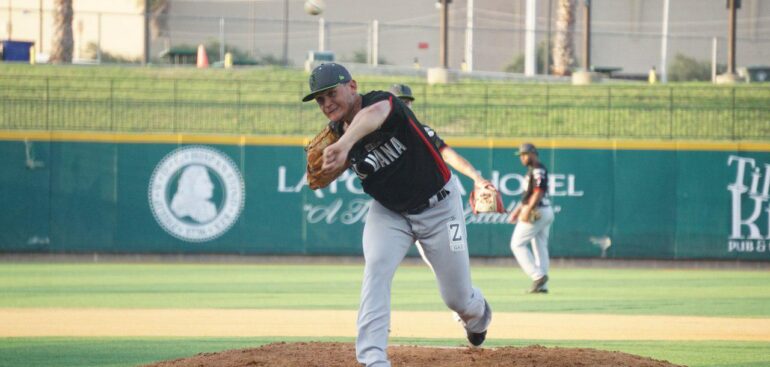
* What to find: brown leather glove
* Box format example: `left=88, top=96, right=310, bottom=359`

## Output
left=469, top=185, right=505, bottom=214
left=305, top=126, right=345, bottom=190
left=527, top=207, right=541, bottom=222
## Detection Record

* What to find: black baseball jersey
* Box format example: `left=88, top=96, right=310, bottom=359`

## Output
left=333, top=91, right=450, bottom=213
left=522, top=162, right=550, bottom=207
left=420, top=124, right=447, bottom=151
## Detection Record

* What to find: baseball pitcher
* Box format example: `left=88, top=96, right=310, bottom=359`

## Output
left=303, top=63, right=492, bottom=367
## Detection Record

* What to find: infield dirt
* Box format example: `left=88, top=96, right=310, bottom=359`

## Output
left=141, top=341, right=685, bottom=367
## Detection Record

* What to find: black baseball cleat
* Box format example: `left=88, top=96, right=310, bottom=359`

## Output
left=528, top=274, right=549, bottom=294
left=466, top=329, right=487, bottom=347
left=465, top=300, right=491, bottom=347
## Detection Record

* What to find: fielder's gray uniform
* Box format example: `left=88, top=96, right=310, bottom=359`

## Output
left=510, top=163, right=554, bottom=289
left=341, top=91, right=491, bottom=367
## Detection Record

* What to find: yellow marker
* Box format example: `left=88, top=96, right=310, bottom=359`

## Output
left=648, top=66, right=658, bottom=84
left=29, top=45, right=36, bottom=65
left=224, top=52, right=233, bottom=69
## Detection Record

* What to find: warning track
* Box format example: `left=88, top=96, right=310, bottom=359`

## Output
left=2, top=308, right=769, bottom=341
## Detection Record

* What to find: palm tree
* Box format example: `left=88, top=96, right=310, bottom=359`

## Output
left=49, top=0, right=73, bottom=63
left=551, top=0, right=576, bottom=76
left=138, top=0, right=170, bottom=38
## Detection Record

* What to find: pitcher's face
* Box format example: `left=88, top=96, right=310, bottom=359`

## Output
left=315, top=81, right=358, bottom=122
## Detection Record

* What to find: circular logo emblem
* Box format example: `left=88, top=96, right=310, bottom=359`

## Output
left=148, top=146, right=245, bottom=242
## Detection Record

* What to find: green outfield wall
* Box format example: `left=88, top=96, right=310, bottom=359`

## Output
left=1, top=131, right=769, bottom=260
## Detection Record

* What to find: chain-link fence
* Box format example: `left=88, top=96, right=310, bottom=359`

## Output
left=2, top=75, right=769, bottom=140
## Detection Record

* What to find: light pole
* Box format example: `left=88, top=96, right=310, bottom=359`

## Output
left=545, top=0, right=552, bottom=75
left=282, top=0, right=289, bottom=66
left=7, top=0, right=12, bottom=39
left=660, top=0, right=670, bottom=83
left=143, top=0, right=150, bottom=65
left=464, top=0, right=473, bottom=72
left=39, top=0, right=43, bottom=52
left=727, top=0, right=738, bottom=75
left=582, top=0, right=590, bottom=71
left=524, top=0, right=536, bottom=76
left=717, top=0, right=741, bottom=83
left=438, top=0, right=449, bottom=68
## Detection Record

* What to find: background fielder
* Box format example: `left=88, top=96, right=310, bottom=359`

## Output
left=508, top=143, right=554, bottom=293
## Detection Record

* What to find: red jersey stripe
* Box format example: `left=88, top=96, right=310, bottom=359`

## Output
left=407, top=116, right=450, bottom=183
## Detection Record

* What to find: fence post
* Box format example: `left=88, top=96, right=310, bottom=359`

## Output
left=298, top=82, right=304, bottom=134
left=483, top=84, right=489, bottom=136
left=606, top=87, right=612, bottom=138
left=731, top=87, right=736, bottom=140
left=668, top=87, right=674, bottom=139
left=45, top=77, right=50, bottom=130
left=109, top=79, right=114, bottom=131
left=236, top=80, right=242, bottom=132
left=422, top=84, right=427, bottom=120
left=545, top=84, right=550, bottom=134
left=173, top=80, right=178, bottom=133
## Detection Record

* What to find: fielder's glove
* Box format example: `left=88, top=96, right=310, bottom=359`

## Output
left=305, top=125, right=346, bottom=190
left=526, top=207, right=541, bottom=222
left=469, top=185, right=505, bottom=214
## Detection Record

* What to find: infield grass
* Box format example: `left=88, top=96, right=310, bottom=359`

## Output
left=0, top=262, right=769, bottom=367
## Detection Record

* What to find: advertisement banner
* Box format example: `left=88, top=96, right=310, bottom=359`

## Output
left=0, top=134, right=768, bottom=260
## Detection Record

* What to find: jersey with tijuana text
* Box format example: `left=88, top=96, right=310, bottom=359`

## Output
left=337, top=91, right=450, bottom=213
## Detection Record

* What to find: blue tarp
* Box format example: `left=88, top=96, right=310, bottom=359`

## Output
left=1, top=40, right=34, bottom=61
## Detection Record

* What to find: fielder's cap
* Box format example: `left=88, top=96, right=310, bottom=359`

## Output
left=302, top=62, right=352, bottom=102
left=389, top=84, right=415, bottom=101
left=516, top=143, right=538, bottom=155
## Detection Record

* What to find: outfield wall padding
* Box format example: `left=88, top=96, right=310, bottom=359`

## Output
left=1, top=134, right=769, bottom=260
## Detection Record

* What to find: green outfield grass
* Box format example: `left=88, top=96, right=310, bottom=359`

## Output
left=1, top=263, right=769, bottom=316
left=1, top=262, right=770, bottom=366
left=1, top=64, right=768, bottom=139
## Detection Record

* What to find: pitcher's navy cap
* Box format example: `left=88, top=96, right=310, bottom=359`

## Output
left=389, top=84, right=415, bottom=101
left=516, top=143, right=538, bottom=155
left=302, top=63, right=352, bottom=102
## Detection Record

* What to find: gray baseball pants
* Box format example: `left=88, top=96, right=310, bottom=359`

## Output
left=510, top=205, right=555, bottom=284
left=356, top=175, right=491, bottom=367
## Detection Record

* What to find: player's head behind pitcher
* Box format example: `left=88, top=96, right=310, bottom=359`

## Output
left=389, top=84, right=415, bottom=108
left=517, top=142, right=539, bottom=167
left=302, top=62, right=359, bottom=123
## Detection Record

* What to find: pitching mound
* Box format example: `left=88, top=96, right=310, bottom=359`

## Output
left=143, top=341, right=684, bottom=367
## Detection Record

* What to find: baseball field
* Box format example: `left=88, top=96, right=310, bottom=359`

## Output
left=1, top=260, right=769, bottom=366
left=2, top=65, right=770, bottom=366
